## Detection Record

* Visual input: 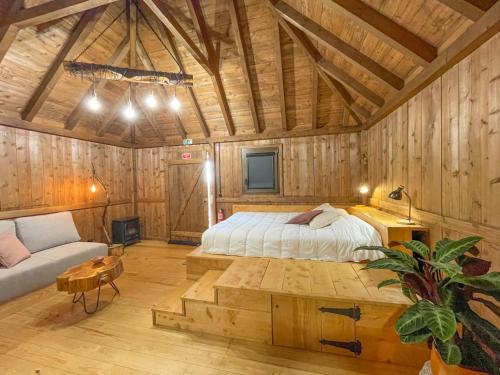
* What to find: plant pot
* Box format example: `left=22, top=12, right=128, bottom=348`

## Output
left=430, top=347, right=485, bottom=375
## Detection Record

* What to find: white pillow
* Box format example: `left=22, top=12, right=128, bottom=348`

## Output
left=309, top=211, right=342, bottom=229
left=313, top=204, right=349, bottom=217
left=15, top=211, right=81, bottom=253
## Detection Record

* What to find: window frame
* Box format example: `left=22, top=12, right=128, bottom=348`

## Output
left=241, top=146, right=280, bottom=194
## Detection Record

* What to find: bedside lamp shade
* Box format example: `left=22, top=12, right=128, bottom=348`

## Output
left=388, top=185, right=415, bottom=225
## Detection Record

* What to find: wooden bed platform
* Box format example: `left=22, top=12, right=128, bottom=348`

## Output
left=153, top=247, right=429, bottom=368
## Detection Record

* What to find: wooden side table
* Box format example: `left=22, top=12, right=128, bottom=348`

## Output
left=108, top=244, right=125, bottom=257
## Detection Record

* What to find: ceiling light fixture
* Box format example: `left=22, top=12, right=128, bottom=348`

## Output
left=86, top=81, right=101, bottom=112
left=123, top=102, right=137, bottom=121
left=145, top=91, right=158, bottom=109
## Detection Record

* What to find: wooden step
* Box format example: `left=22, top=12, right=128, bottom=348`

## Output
left=182, top=270, right=224, bottom=304
left=151, top=279, right=195, bottom=316
left=186, top=247, right=236, bottom=280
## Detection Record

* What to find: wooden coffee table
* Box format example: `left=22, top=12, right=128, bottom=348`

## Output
left=57, top=256, right=124, bottom=314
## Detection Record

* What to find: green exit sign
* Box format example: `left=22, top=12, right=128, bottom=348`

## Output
left=182, top=138, right=193, bottom=145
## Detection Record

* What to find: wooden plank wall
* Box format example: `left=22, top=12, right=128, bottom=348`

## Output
left=365, top=34, right=500, bottom=270
left=0, top=126, right=134, bottom=242
left=216, top=133, right=362, bottom=216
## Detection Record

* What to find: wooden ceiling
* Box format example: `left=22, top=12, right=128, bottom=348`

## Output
left=0, top=0, right=498, bottom=147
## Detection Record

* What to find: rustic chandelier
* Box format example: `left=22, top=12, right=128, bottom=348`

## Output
left=63, top=0, right=192, bottom=119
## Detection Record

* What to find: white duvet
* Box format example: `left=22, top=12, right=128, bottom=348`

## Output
left=201, top=211, right=384, bottom=262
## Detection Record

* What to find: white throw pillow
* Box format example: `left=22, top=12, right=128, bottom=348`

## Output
left=313, top=203, right=336, bottom=212
left=309, top=211, right=342, bottom=229
left=15, top=211, right=81, bottom=253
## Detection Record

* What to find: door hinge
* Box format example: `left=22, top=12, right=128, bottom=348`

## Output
left=320, top=339, right=362, bottom=356
left=318, top=305, right=361, bottom=321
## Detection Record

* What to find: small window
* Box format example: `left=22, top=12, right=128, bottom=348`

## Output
left=241, top=147, right=280, bottom=194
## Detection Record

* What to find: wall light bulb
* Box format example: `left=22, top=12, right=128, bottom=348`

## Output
left=145, top=92, right=158, bottom=109
left=90, top=183, right=97, bottom=193
left=123, top=103, right=137, bottom=121
left=87, top=94, right=101, bottom=112
left=170, top=96, right=181, bottom=111
left=359, top=185, right=369, bottom=195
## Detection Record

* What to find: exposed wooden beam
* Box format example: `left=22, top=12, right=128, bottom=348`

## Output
left=271, top=14, right=287, bottom=131
left=142, top=0, right=212, bottom=73
left=311, top=69, right=318, bottom=129
left=128, top=0, right=137, bottom=68
left=318, top=58, right=385, bottom=107
left=272, top=1, right=403, bottom=90
left=322, top=0, right=437, bottom=66
left=437, top=0, right=485, bottom=21
left=0, top=1, right=23, bottom=65
left=277, top=17, right=367, bottom=122
left=229, top=0, right=262, bottom=134
left=153, top=19, right=210, bottom=137
left=365, top=1, right=500, bottom=128
left=0, top=115, right=132, bottom=148
left=135, top=37, right=187, bottom=139
left=65, top=36, right=129, bottom=130
left=22, top=7, right=106, bottom=122
left=135, top=124, right=363, bottom=147
left=5, top=0, right=117, bottom=29
left=186, top=0, right=235, bottom=136
left=96, top=88, right=128, bottom=137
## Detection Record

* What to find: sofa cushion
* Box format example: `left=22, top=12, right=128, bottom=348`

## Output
left=0, top=256, right=57, bottom=302
left=15, top=211, right=81, bottom=253
left=33, top=241, right=108, bottom=274
left=0, top=234, right=31, bottom=268
left=0, top=220, right=16, bottom=236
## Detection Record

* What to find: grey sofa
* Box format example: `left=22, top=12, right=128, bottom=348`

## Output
left=0, top=211, right=107, bottom=303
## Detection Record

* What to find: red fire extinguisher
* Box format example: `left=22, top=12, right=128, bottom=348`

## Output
left=217, top=209, right=225, bottom=222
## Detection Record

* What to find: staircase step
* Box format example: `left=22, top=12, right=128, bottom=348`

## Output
left=182, top=270, right=224, bottom=304
left=152, top=279, right=195, bottom=315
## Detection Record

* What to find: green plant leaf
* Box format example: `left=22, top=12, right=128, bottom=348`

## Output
left=396, top=303, right=427, bottom=335
left=457, top=309, right=500, bottom=354
left=354, top=245, right=389, bottom=252
left=427, top=261, right=462, bottom=277
left=400, top=328, right=431, bottom=344
left=419, top=300, right=456, bottom=341
left=459, top=331, right=499, bottom=375
left=398, top=240, right=430, bottom=259
left=377, top=279, right=400, bottom=289
left=363, top=258, right=417, bottom=274
left=451, top=272, right=500, bottom=291
left=435, top=236, right=482, bottom=263
left=435, top=339, right=462, bottom=365
left=434, top=238, right=453, bottom=259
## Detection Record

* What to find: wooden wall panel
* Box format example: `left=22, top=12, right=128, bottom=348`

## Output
left=0, top=126, right=134, bottom=242
left=365, top=35, right=500, bottom=270
left=216, top=133, right=362, bottom=216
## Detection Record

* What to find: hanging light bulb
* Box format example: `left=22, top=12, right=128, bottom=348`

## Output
left=145, top=90, right=158, bottom=109
left=170, top=95, right=181, bottom=111
left=90, top=183, right=97, bottom=193
left=123, top=102, right=137, bottom=120
left=87, top=82, right=101, bottom=112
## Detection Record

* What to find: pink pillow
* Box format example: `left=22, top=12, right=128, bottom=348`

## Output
left=0, top=234, right=31, bottom=268
left=286, top=210, right=323, bottom=225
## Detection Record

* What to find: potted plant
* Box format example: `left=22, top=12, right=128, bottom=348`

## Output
left=355, top=236, right=499, bottom=375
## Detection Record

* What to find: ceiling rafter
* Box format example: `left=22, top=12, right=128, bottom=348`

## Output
left=271, top=13, right=287, bottom=131
left=272, top=1, right=404, bottom=91
left=0, top=0, right=23, bottom=65
left=186, top=0, right=236, bottom=136
left=22, top=7, right=107, bottom=122
left=65, top=36, right=130, bottom=130
left=136, top=37, right=187, bottom=139
left=229, top=0, right=262, bottom=134
left=366, top=0, right=500, bottom=128
left=276, top=17, right=368, bottom=123
left=322, top=0, right=437, bottom=66
left=150, top=15, right=210, bottom=138
left=437, top=0, right=486, bottom=21
left=142, top=0, right=211, bottom=72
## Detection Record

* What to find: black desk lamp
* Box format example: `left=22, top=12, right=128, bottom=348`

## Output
left=388, top=185, right=415, bottom=225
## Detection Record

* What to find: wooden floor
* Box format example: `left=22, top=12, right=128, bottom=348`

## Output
left=0, top=241, right=419, bottom=374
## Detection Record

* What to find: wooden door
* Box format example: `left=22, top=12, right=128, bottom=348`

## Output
left=168, top=145, right=210, bottom=242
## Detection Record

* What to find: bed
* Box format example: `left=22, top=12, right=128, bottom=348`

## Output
left=201, top=209, right=384, bottom=262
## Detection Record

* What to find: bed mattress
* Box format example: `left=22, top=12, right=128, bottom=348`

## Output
left=201, top=211, right=384, bottom=262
